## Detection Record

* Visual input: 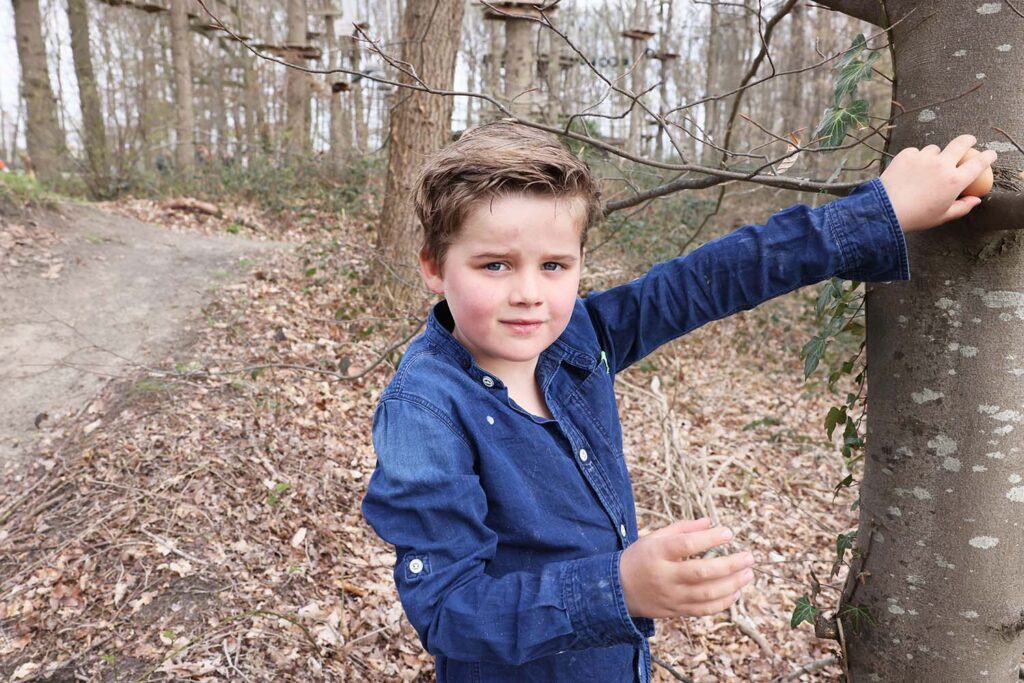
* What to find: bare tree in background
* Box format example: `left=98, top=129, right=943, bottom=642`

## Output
left=170, top=0, right=196, bottom=173
left=12, top=0, right=66, bottom=185
left=284, top=0, right=310, bottom=158
left=375, top=0, right=465, bottom=306
left=67, top=0, right=110, bottom=195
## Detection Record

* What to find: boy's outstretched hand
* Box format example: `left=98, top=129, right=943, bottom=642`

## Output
left=879, top=134, right=998, bottom=233
left=619, top=517, right=754, bottom=618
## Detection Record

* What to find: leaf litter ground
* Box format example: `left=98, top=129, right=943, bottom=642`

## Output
left=1, top=197, right=855, bottom=682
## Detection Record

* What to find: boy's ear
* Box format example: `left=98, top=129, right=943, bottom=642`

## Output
left=419, top=247, right=445, bottom=295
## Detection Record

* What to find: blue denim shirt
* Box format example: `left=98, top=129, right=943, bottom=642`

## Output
left=361, top=178, right=908, bottom=682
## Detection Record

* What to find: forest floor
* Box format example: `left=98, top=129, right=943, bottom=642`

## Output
left=0, top=187, right=858, bottom=682
left=0, top=199, right=284, bottom=473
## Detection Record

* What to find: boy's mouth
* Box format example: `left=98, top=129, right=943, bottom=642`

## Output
left=500, top=319, right=544, bottom=334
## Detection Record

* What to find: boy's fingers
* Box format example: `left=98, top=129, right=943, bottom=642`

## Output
left=649, top=517, right=711, bottom=538
left=676, top=569, right=752, bottom=604
left=663, top=526, right=733, bottom=560
left=940, top=134, right=978, bottom=162
left=679, top=590, right=743, bottom=618
left=955, top=149, right=998, bottom=182
left=674, top=552, right=754, bottom=584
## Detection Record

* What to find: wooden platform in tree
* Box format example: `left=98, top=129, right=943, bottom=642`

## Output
left=480, top=0, right=556, bottom=21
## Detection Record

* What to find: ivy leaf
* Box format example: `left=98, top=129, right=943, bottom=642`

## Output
left=837, top=33, right=868, bottom=71
left=833, top=531, right=858, bottom=577
left=802, top=336, right=827, bottom=378
left=825, top=406, right=846, bottom=439
left=832, top=473, right=855, bottom=499
left=834, top=51, right=880, bottom=105
left=813, top=100, right=870, bottom=148
left=815, top=279, right=838, bottom=317
left=791, top=595, right=822, bottom=628
left=840, top=603, right=874, bottom=634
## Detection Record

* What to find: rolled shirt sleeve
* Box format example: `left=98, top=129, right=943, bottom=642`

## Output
left=584, top=177, right=908, bottom=374
left=361, top=397, right=648, bottom=666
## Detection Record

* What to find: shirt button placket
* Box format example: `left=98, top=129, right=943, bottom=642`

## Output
left=578, top=448, right=588, bottom=463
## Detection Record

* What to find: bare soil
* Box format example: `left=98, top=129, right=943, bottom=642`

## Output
left=0, top=201, right=284, bottom=473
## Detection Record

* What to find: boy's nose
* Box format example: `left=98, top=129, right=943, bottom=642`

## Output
left=509, top=274, right=542, bottom=306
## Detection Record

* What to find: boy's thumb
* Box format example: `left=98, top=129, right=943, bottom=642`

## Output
left=942, top=195, right=982, bottom=223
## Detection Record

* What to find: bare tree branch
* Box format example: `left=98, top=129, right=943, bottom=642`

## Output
left=809, top=0, right=887, bottom=27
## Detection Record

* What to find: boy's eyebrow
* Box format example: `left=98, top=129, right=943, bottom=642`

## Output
left=470, top=251, right=579, bottom=262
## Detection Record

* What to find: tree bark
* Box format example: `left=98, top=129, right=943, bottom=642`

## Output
left=324, top=11, right=349, bottom=166
left=12, top=0, right=66, bottom=185
left=67, top=0, right=109, bottom=196
left=284, top=0, right=309, bottom=159
left=376, top=0, right=465, bottom=307
left=169, top=0, right=195, bottom=173
left=503, top=17, right=534, bottom=119
left=700, top=0, right=718, bottom=165
left=832, top=2, right=1024, bottom=680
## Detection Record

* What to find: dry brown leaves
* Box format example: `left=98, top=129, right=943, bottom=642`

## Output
left=0, top=214, right=67, bottom=280
left=1, top=196, right=850, bottom=682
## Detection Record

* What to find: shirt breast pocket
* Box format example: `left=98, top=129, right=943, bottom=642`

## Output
left=568, top=369, right=624, bottom=458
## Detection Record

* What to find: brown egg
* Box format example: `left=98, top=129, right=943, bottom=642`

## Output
left=958, top=147, right=994, bottom=197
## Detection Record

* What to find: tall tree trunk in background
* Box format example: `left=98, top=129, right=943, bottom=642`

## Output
left=700, top=0, right=718, bottom=165
left=811, top=1, right=1024, bottom=679
left=625, top=0, right=647, bottom=156
left=348, top=27, right=368, bottom=152
left=67, top=0, right=109, bottom=196
left=284, top=0, right=309, bottom=159
left=783, top=0, right=805, bottom=142
left=376, top=0, right=465, bottom=307
left=654, top=0, right=673, bottom=160
left=324, top=10, right=349, bottom=167
left=169, top=0, right=195, bottom=173
left=12, top=0, right=66, bottom=185
left=503, top=16, right=534, bottom=119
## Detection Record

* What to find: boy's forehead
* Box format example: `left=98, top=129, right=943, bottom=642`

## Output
left=460, top=194, right=586, bottom=240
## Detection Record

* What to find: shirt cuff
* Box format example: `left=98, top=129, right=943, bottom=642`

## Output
left=563, top=551, right=654, bottom=648
left=825, top=177, right=911, bottom=282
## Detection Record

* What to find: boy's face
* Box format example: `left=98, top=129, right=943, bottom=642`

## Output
left=420, top=193, right=585, bottom=379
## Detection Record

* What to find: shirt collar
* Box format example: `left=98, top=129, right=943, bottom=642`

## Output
left=423, top=300, right=598, bottom=378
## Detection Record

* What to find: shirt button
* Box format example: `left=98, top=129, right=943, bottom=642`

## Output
left=409, top=558, right=424, bottom=574
left=579, top=448, right=588, bottom=462
left=619, top=524, right=627, bottom=537
left=482, top=375, right=495, bottom=388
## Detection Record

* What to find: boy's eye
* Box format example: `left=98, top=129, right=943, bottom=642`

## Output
left=483, top=262, right=507, bottom=271
left=542, top=262, right=564, bottom=271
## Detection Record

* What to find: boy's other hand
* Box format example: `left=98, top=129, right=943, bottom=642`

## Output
left=619, top=518, right=755, bottom=619
left=879, top=134, right=998, bottom=233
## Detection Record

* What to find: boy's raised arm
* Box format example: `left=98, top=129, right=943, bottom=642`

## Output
left=584, top=177, right=906, bottom=374
left=361, top=397, right=652, bottom=666
left=584, top=134, right=996, bottom=375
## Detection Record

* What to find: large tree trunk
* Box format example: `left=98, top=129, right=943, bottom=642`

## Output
left=67, top=0, right=109, bottom=196
left=324, top=11, right=349, bottom=167
left=169, top=0, right=195, bottom=173
left=12, top=0, right=66, bottom=185
left=375, top=0, right=465, bottom=307
left=503, top=17, right=534, bottom=119
left=284, top=0, right=309, bottom=159
left=810, top=1, right=1024, bottom=680
left=625, top=0, right=647, bottom=156
left=699, top=0, right=718, bottom=165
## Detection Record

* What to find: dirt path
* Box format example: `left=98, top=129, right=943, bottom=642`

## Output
left=0, top=202, right=285, bottom=473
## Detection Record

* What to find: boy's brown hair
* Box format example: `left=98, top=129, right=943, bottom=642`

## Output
left=414, top=122, right=602, bottom=267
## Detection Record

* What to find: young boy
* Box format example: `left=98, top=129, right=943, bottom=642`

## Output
left=361, top=123, right=996, bottom=682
